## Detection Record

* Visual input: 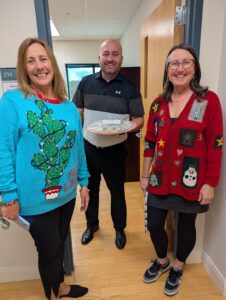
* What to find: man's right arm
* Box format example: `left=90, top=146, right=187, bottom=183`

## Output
left=73, top=81, right=85, bottom=123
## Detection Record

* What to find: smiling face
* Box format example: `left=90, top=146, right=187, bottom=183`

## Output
left=26, top=43, right=54, bottom=95
left=98, top=39, right=123, bottom=81
left=167, top=49, right=195, bottom=92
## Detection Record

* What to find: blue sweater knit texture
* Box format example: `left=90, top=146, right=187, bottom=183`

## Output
left=0, top=90, right=89, bottom=215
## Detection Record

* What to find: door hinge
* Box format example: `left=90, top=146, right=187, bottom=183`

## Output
left=175, top=5, right=186, bottom=25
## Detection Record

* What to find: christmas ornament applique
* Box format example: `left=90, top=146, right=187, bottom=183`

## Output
left=214, top=135, right=223, bottom=149
left=181, top=156, right=199, bottom=188
left=159, top=118, right=165, bottom=127
left=151, top=101, right=160, bottom=115
left=188, top=99, right=208, bottom=122
left=158, top=138, right=165, bottom=148
left=144, top=140, right=156, bottom=151
left=159, top=109, right=164, bottom=116
left=178, top=128, right=197, bottom=148
left=182, top=167, right=197, bottom=188
left=157, top=150, right=164, bottom=157
left=176, top=149, right=183, bottom=156
left=149, top=171, right=163, bottom=187
left=174, top=160, right=181, bottom=166
left=27, top=100, right=76, bottom=200
left=154, top=118, right=159, bottom=136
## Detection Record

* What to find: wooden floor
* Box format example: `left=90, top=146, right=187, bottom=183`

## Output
left=0, top=181, right=224, bottom=299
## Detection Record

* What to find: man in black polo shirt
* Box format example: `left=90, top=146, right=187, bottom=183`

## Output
left=73, top=38, right=144, bottom=249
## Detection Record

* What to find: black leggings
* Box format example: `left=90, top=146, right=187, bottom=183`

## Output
left=23, top=200, right=75, bottom=299
left=147, top=205, right=197, bottom=262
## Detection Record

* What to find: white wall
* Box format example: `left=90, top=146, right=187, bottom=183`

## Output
left=121, top=0, right=161, bottom=66
left=199, top=0, right=226, bottom=295
left=52, top=0, right=162, bottom=79
left=0, top=0, right=39, bottom=282
left=52, top=40, right=101, bottom=85
left=52, top=0, right=161, bottom=96
left=0, top=0, right=38, bottom=67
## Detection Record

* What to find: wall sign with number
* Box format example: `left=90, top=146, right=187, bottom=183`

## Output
left=0, top=68, right=18, bottom=97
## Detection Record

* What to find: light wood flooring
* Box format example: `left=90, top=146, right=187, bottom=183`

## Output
left=0, top=181, right=225, bottom=299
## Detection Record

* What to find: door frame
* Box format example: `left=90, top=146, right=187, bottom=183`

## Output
left=34, top=0, right=74, bottom=276
left=184, top=0, right=204, bottom=57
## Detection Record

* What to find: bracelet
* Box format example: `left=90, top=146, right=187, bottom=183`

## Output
left=141, top=176, right=149, bottom=179
left=2, top=200, right=18, bottom=207
left=80, top=187, right=90, bottom=192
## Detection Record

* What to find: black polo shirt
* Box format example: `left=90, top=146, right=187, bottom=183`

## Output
left=73, top=71, right=144, bottom=147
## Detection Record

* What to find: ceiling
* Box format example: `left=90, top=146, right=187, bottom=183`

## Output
left=48, top=0, right=143, bottom=41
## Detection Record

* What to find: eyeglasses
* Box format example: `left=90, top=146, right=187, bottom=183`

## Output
left=168, top=59, right=194, bottom=70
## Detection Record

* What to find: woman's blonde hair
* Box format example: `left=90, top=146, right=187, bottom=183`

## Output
left=16, top=37, right=68, bottom=100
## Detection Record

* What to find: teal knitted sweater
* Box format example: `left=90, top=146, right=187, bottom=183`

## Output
left=0, top=89, right=89, bottom=215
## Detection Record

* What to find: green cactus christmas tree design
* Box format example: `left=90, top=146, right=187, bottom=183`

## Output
left=27, top=100, right=76, bottom=199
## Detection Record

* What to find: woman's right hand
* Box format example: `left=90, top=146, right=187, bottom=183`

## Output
left=140, top=177, right=149, bottom=192
left=1, top=201, right=19, bottom=220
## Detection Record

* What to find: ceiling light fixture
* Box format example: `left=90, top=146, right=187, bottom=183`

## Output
left=50, top=19, right=59, bottom=37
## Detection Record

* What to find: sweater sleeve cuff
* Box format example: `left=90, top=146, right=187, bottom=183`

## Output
left=204, top=178, right=218, bottom=187
left=144, top=149, right=154, bottom=157
left=78, top=178, right=89, bottom=187
left=1, top=190, right=18, bottom=204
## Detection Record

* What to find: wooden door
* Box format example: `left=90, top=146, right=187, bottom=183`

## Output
left=140, top=0, right=184, bottom=250
left=140, top=0, right=183, bottom=158
left=120, top=67, right=140, bottom=182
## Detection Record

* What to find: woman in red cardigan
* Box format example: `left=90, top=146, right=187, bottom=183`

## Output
left=140, top=44, right=223, bottom=296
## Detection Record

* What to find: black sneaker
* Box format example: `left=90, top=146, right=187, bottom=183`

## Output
left=143, top=258, right=171, bottom=283
left=164, top=267, right=183, bottom=296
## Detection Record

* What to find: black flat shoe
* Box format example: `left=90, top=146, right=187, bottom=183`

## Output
left=115, top=229, right=126, bottom=249
left=59, top=285, right=88, bottom=298
left=81, top=225, right=99, bottom=245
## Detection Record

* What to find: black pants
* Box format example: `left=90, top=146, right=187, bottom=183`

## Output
left=147, top=205, right=197, bottom=262
left=84, top=140, right=127, bottom=230
left=23, top=200, right=75, bottom=299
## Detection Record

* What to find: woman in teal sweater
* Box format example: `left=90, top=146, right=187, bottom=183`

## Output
left=0, top=38, right=89, bottom=299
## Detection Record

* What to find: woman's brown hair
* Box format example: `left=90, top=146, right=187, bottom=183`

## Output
left=16, top=37, right=68, bottom=100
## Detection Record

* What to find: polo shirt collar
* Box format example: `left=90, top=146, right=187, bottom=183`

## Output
left=95, top=71, right=123, bottom=82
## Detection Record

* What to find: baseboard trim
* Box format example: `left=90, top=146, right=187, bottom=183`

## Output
left=186, top=249, right=202, bottom=264
left=0, top=265, right=39, bottom=283
left=202, top=250, right=226, bottom=296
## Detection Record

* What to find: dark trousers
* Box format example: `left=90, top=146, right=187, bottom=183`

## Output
left=84, top=140, right=127, bottom=230
left=23, top=200, right=75, bottom=299
left=147, top=205, right=197, bottom=262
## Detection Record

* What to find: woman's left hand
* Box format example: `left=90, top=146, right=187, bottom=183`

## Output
left=79, top=189, right=90, bottom=212
left=198, top=184, right=214, bottom=205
